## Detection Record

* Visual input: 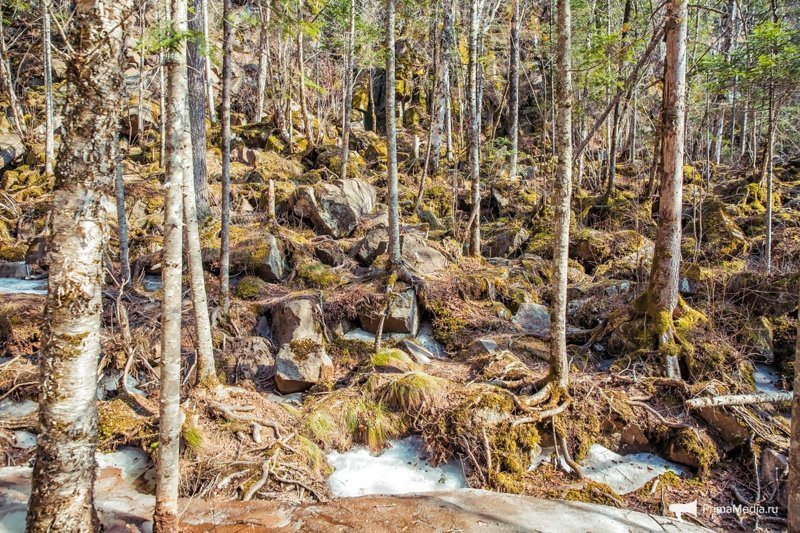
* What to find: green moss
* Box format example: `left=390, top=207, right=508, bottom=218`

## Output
left=97, top=399, right=150, bottom=444
left=296, top=262, right=341, bottom=288
left=235, top=276, right=267, bottom=299
left=370, top=349, right=419, bottom=372
left=564, top=480, right=623, bottom=507
left=302, top=409, right=339, bottom=448
left=289, top=338, right=322, bottom=361
left=0, top=244, right=26, bottom=261
left=181, top=422, right=205, bottom=453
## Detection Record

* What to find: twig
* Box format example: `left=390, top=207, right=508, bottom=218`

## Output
left=629, top=400, right=691, bottom=429
left=0, top=381, right=37, bottom=402
left=271, top=471, right=325, bottom=502
left=242, top=459, right=271, bottom=502
left=209, top=401, right=282, bottom=439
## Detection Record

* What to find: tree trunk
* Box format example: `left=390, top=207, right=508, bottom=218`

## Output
left=341, top=0, right=356, bottom=180
left=137, top=6, right=146, bottom=144
left=115, top=132, right=131, bottom=285
left=790, top=284, right=800, bottom=533
left=255, top=2, right=270, bottom=123
left=386, top=0, right=401, bottom=267
left=604, top=0, right=632, bottom=198
left=764, top=85, right=775, bottom=274
left=0, top=6, right=25, bottom=140
left=187, top=0, right=212, bottom=220
left=428, top=0, right=454, bottom=176
left=467, top=0, right=481, bottom=257
left=202, top=0, right=216, bottom=124
left=297, top=15, right=313, bottom=144
left=644, top=0, right=688, bottom=379
left=25, top=0, right=129, bottom=530
left=154, top=0, right=189, bottom=528
left=712, top=0, right=737, bottom=165
left=550, top=0, right=572, bottom=390
left=220, top=0, right=233, bottom=314
left=42, top=0, right=54, bottom=176
left=508, top=0, right=520, bottom=180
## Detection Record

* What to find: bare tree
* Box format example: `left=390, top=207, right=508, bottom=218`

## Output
left=42, top=0, right=55, bottom=176
left=467, top=0, right=482, bottom=256
left=0, top=5, right=25, bottom=140
left=340, top=0, right=356, bottom=180
left=255, top=1, right=270, bottom=122
left=641, top=0, right=688, bottom=379
left=187, top=0, right=212, bottom=220
left=508, top=0, right=520, bottom=180
left=386, top=0, right=401, bottom=267
left=220, top=0, right=233, bottom=313
left=550, top=0, right=572, bottom=390
left=25, top=0, right=130, bottom=529
left=154, top=0, right=189, bottom=527
left=790, top=284, right=800, bottom=532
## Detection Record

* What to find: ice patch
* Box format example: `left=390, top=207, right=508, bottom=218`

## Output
left=96, top=447, right=152, bottom=484
left=754, top=363, right=782, bottom=393
left=0, top=399, right=37, bottom=418
left=580, top=444, right=686, bottom=495
left=327, top=436, right=467, bottom=497
left=0, top=278, right=46, bottom=295
left=12, top=431, right=36, bottom=449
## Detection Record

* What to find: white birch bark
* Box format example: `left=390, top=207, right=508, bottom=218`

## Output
left=26, top=0, right=130, bottom=529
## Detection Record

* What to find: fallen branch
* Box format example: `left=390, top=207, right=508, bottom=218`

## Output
left=685, top=391, right=792, bottom=409
left=629, top=400, right=691, bottom=429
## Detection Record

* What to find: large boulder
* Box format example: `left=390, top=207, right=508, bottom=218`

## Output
left=402, top=234, right=449, bottom=276
left=271, top=299, right=333, bottom=393
left=701, top=198, right=749, bottom=260
left=354, top=226, right=388, bottom=266
left=483, top=227, right=530, bottom=258
left=513, top=302, right=591, bottom=342
left=291, top=178, right=376, bottom=238
left=360, top=288, right=420, bottom=336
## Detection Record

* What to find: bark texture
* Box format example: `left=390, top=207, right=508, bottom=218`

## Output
left=155, top=0, right=189, bottom=528
left=340, top=0, right=356, bottom=181
left=386, top=0, right=401, bottom=267
left=550, top=0, right=573, bottom=390
left=467, top=0, right=481, bottom=257
left=220, top=0, right=233, bottom=313
left=187, top=0, right=212, bottom=220
left=26, top=0, right=130, bottom=530
left=42, top=0, right=55, bottom=176
left=645, top=0, right=688, bottom=379
left=508, top=0, right=520, bottom=180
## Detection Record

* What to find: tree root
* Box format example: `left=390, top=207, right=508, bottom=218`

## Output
left=209, top=401, right=282, bottom=439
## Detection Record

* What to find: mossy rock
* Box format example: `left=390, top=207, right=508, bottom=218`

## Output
left=296, top=261, right=342, bottom=289
left=235, top=276, right=268, bottom=299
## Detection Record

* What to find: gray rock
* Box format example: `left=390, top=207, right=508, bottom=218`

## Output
left=354, top=226, right=388, bottom=266
left=0, top=128, right=25, bottom=170
left=400, top=339, right=433, bottom=365
left=402, top=234, right=449, bottom=276
left=271, top=299, right=333, bottom=393
left=291, top=178, right=376, bottom=238
left=360, top=288, right=420, bottom=336
left=484, top=227, right=530, bottom=258
left=759, top=448, right=788, bottom=509
left=512, top=303, right=551, bottom=338
left=234, top=336, right=274, bottom=382
left=467, top=337, right=501, bottom=357
left=254, top=234, right=288, bottom=283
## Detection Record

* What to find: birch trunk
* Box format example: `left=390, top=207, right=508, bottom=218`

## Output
left=255, top=2, right=270, bottom=123
left=386, top=0, right=401, bottom=267
left=605, top=0, right=632, bottom=198
left=297, top=17, right=313, bottom=144
left=25, top=0, right=130, bottom=529
left=202, top=0, right=217, bottom=124
left=644, top=0, right=688, bottom=379
left=187, top=0, right=212, bottom=220
left=550, top=0, right=572, bottom=390
left=220, top=0, right=233, bottom=314
left=154, top=0, right=189, bottom=528
left=467, top=0, right=481, bottom=257
left=340, top=0, right=356, bottom=180
left=764, top=85, right=775, bottom=274
left=42, top=0, right=55, bottom=176
left=508, top=0, right=520, bottom=180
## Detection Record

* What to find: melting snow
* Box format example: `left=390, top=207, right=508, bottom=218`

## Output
left=580, top=444, right=687, bottom=495
left=327, top=436, right=467, bottom=497
left=0, top=278, right=46, bottom=295
left=754, top=363, right=782, bottom=393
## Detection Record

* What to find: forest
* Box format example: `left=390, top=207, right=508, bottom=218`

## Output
left=0, top=0, right=799, bottom=530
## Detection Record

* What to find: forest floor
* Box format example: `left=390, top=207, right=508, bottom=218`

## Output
left=1, top=122, right=798, bottom=532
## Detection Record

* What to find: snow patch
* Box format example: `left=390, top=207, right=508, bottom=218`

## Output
left=580, top=444, right=687, bottom=495
left=754, top=363, right=782, bottom=393
left=327, top=436, right=467, bottom=497
left=0, top=399, right=37, bottom=418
